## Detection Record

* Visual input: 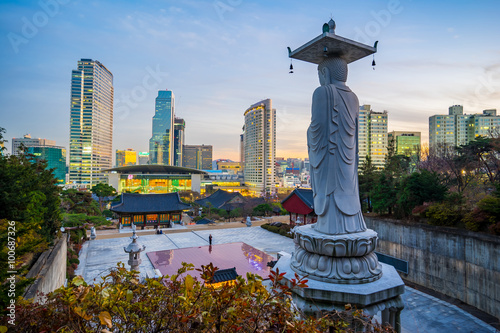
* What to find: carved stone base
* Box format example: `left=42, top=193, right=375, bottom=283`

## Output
left=291, top=248, right=382, bottom=284
left=291, top=224, right=382, bottom=284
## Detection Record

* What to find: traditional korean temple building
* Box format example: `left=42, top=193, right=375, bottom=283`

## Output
left=196, top=189, right=245, bottom=210
left=111, top=193, right=191, bottom=228
left=281, top=188, right=317, bottom=226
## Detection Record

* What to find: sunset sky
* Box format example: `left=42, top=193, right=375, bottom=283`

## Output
left=1, top=0, right=499, bottom=161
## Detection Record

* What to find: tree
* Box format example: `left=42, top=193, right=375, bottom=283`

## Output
left=253, top=203, right=272, bottom=216
left=0, top=143, right=62, bottom=313
left=229, top=207, right=243, bottom=220
left=0, top=127, right=7, bottom=153
left=3, top=263, right=390, bottom=332
left=457, top=136, right=500, bottom=186
left=395, top=170, right=448, bottom=218
left=91, top=183, right=117, bottom=212
left=61, top=189, right=100, bottom=215
left=358, top=155, right=376, bottom=212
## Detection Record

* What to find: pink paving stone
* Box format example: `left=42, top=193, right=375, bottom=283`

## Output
left=146, top=242, right=275, bottom=280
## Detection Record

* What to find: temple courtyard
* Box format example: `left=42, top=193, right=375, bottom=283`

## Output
left=75, top=225, right=496, bottom=332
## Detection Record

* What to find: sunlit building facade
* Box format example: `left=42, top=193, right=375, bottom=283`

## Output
left=243, top=99, right=276, bottom=195
left=359, top=105, right=388, bottom=170
left=69, top=59, right=113, bottom=188
left=149, top=90, right=175, bottom=165
left=116, top=149, right=137, bottom=167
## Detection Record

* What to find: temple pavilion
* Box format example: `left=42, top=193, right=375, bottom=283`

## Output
left=111, top=193, right=191, bottom=228
left=281, top=188, right=317, bottom=226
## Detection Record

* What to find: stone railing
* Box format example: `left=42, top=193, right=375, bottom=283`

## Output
left=365, top=217, right=500, bottom=320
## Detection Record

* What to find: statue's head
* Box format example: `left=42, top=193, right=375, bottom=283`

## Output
left=318, top=56, right=348, bottom=85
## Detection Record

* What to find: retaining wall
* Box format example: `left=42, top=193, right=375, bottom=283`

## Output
left=365, top=217, right=500, bottom=320
left=23, top=236, right=67, bottom=302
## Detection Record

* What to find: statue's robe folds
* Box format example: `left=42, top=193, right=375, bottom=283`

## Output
left=307, top=83, right=367, bottom=235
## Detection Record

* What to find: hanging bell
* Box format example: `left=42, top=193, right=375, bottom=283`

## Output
left=289, top=63, right=294, bottom=74
left=372, top=58, right=376, bottom=70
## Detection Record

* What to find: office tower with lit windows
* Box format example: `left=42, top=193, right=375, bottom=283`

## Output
left=359, top=105, right=388, bottom=170
left=116, top=149, right=137, bottom=167
left=243, top=99, right=276, bottom=195
left=429, top=106, right=499, bottom=148
left=173, top=118, right=185, bottom=167
left=183, top=144, right=212, bottom=170
left=149, top=90, right=175, bottom=165
left=69, top=59, right=113, bottom=187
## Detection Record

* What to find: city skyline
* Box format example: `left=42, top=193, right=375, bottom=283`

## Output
left=1, top=0, right=500, bottom=161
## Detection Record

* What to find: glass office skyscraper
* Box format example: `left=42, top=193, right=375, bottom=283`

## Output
left=173, top=117, right=185, bottom=167
left=27, top=145, right=67, bottom=184
left=69, top=59, right=114, bottom=188
left=149, top=90, right=175, bottom=165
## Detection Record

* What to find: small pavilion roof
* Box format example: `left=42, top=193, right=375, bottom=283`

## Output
left=196, top=189, right=244, bottom=209
left=281, top=188, right=314, bottom=210
left=111, top=193, right=191, bottom=214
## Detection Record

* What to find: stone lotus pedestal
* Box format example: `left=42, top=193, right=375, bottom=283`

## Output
left=275, top=222, right=404, bottom=331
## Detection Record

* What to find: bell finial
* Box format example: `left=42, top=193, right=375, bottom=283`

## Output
left=328, top=19, right=336, bottom=34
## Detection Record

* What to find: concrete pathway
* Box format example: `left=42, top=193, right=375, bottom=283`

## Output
left=75, top=226, right=497, bottom=332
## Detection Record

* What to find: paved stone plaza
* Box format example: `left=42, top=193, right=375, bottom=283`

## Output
left=75, top=227, right=496, bottom=332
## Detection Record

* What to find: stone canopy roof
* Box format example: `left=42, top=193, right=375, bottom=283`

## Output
left=111, top=193, right=191, bottom=214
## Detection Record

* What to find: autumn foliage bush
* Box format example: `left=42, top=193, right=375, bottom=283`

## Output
left=2, top=263, right=393, bottom=332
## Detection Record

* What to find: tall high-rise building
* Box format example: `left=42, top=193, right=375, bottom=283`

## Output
left=69, top=59, right=113, bottom=187
left=358, top=105, right=388, bottom=170
left=27, top=145, right=67, bottom=184
left=12, top=134, right=55, bottom=155
left=429, top=105, right=499, bottom=148
left=183, top=144, right=212, bottom=170
left=173, top=118, right=185, bottom=167
left=116, top=149, right=137, bottom=167
left=243, top=99, right=276, bottom=195
left=149, top=90, right=175, bottom=165
left=137, top=152, right=150, bottom=165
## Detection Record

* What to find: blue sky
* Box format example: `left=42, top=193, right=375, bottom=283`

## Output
left=1, top=0, right=499, bottom=160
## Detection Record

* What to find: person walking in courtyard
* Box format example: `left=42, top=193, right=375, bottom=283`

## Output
left=209, top=234, right=213, bottom=245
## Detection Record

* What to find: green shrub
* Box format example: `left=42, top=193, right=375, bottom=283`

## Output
left=69, top=258, right=80, bottom=265
left=425, top=203, right=463, bottom=227
left=261, top=223, right=294, bottom=239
